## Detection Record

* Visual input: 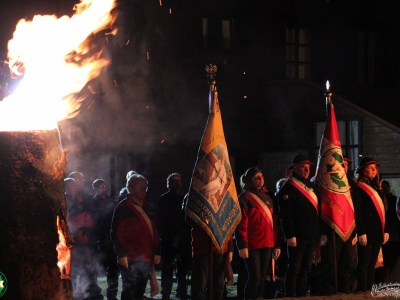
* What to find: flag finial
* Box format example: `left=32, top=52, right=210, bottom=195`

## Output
left=206, top=64, right=217, bottom=109
left=205, top=64, right=217, bottom=82
left=325, top=80, right=332, bottom=116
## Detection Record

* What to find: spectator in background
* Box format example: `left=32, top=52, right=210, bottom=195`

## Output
left=111, top=174, right=161, bottom=300
left=68, top=171, right=93, bottom=203
left=157, top=173, right=191, bottom=300
left=90, top=179, right=120, bottom=300
left=65, top=178, right=102, bottom=300
left=118, top=170, right=138, bottom=203
left=375, top=180, right=400, bottom=284
left=235, top=167, right=281, bottom=300
left=354, top=157, right=389, bottom=292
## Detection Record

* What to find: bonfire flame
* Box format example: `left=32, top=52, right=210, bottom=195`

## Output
left=56, top=215, right=72, bottom=279
left=0, top=0, right=117, bottom=132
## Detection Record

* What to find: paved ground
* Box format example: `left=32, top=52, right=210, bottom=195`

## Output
left=97, top=274, right=398, bottom=299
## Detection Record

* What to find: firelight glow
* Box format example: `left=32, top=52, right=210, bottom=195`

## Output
left=0, top=0, right=116, bottom=131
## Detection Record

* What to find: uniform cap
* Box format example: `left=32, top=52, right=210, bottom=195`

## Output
left=288, top=154, right=313, bottom=169
left=355, top=157, right=380, bottom=173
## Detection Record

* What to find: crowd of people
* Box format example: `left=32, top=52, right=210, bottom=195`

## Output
left=63, top=153, right=400, bottom=300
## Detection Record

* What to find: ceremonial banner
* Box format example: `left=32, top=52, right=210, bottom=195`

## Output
left=185, top=89, right=241, bottom=252
left=315, top=104, right=355, bottom=241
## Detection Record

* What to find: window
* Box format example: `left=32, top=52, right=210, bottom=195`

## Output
left=222, top=20, right=231, bottom=49
left=286, top=28, right=311, bottom=79
left=315, top=120, right=360, bottom=169
left=202, top=18, right=232, bottom=49
left=357, top=31, right=375, bottom=84
left=202, top=18, right=208, bottom=47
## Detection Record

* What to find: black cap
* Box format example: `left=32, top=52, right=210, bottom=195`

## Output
left=288, top=154, right=313, bottom=169
left=355, top=157, right=380, bottom=173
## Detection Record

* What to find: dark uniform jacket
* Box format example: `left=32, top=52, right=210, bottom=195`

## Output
left=90, top=194, right=117, bottom=252
left=354, top=181, right=389, bottom=245
left=278, top=172, right=319, bottom=240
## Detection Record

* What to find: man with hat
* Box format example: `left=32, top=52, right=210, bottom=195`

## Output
left=278, top=154, right=319, bottom=297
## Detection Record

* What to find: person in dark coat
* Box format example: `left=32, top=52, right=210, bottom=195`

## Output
left=354, top=157, right=389, bottom=292
left=118, top=170, right=138, bottom=203
left=157, top=173, right=191, bottom=300
left=278, top=154, right=319, bottom=297
left=90, top=179, right=120, bottom=300
left=375, top=180, right=400, bottom=284
left=235, top=167, right=281, bottom=300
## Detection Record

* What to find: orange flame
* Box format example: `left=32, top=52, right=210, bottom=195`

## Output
left=0, top=0, right=116, bottom=131
left=56, top=215, right=71, bottom=279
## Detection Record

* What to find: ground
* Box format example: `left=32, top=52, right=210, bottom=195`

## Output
left=96, top=272, right=398, bottom=300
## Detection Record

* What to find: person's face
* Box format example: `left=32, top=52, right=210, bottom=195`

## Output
left=343, top=160, right=349, bottom=174
left=251, top=172, right=264, bottom=189
left=73, top=173, right=85, bottom=191
left=169, top=176, right=182, bottom=192
left=293, top=163, right=311, bottom=179
left=128, top=180, right=148, bottom=200
left=363, top=164, right=378, bottom=180
left=96, top=183, right=108, bottom=197
left=65, top=180, right=77, bottom=196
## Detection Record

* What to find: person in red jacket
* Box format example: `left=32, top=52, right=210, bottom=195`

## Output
left=235, top=167, right=281, bottom=300
left=111, top=174, right=161, bottom=300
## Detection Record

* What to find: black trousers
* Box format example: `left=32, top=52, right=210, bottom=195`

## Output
left=120, top=261, right=152, bottom=300
left=99, top=250, right=120, bottom=300
left=284, top=238, right=316, bottom=297
left=160, top=243, right=191, bottom=299
left=243, top=248, right=272, bottom=299
left=319, top=233, right=357, bottom=294
left=190, top=253, right=225, bottom=300
left=356, top=242, right=381, bottom=291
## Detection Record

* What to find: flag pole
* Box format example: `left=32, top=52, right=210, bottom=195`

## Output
left=206, top=64, right=217, bottom=110
left=205, top=64, right=217, bottom=300
left=325, top=80, right=338, bottom=294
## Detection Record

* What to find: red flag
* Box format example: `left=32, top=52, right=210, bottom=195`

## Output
left=315, top=105, right=355, bottom=241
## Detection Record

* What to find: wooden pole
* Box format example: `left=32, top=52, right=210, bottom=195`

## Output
left=325, top=81, right=338, bottom=294
left=205, top=64, right=217, bottom=300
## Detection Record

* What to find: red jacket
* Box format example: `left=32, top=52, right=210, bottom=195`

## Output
left=66, top=194, right=93, bottom=245
left=235, top=188, right=280, bottom=251
left=111, top=195, right=161, bottom=262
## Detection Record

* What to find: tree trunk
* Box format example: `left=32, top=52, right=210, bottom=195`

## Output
left=0, top=130, right=73, bottom=300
